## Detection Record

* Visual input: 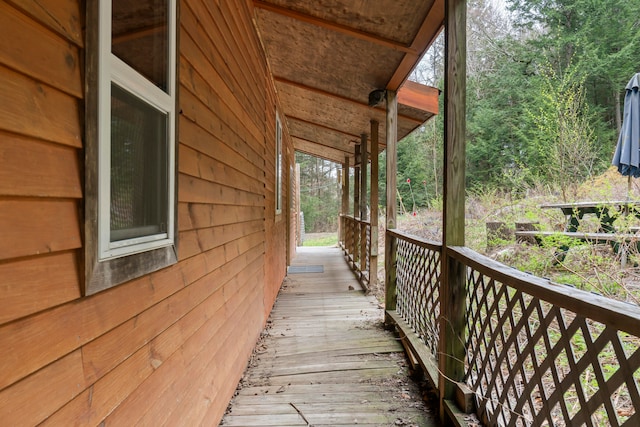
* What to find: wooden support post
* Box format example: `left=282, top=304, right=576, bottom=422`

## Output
left=341, top=157, right=350, bottom=246
left=354, top=144, right=361, bottom=265
left=439, top=0, right=467, bottom=421
left=338, top=167, right=342, bottom=243
left=370, top=120, right=379, bottom=289
left=385, top=90, right=398, bottom=326
left=360, top=133, right=368, bottom=275
left=296, top=163, right=302, bottom=246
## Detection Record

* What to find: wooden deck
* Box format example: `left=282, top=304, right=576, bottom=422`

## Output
left=221, top=246, right=439, bottom=426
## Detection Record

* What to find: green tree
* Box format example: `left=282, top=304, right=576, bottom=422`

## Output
left=507, top=0, right=640, bottom=134
left=296, top=153, right=341, bottom=232
left=528, top=64, right=600, bottom=200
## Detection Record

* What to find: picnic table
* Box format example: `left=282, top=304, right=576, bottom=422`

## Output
left=540, top=200, right=640, bottom=233
left=515, top=201, right=640, bottom=265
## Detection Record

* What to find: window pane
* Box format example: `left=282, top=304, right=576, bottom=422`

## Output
left=112, top=0, right=168, bottom=91
left=111, top=84, right=168, bottom=242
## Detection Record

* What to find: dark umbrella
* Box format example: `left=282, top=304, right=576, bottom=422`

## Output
left=612, top=73, right=640, bottom=196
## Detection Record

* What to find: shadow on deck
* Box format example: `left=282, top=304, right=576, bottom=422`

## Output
left=222, top=246, right=440, bottom=426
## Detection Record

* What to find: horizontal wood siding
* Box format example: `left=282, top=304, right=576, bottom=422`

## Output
left=0, top=0, right=291, bottom=425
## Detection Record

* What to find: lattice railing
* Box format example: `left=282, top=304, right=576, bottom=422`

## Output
left=392, top=230, right=442, bottom=360
left=385, top=229, right=640, bottom=426
left=451, top=246, right=640, bottom=427
left=340, top=215, right=371, bottom=287
left=342, top=215, right=356, bottom=263
left=362, top=222, right=371, bottom=285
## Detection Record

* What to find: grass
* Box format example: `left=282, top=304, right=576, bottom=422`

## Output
left=303, top=233, right=338, bottom=247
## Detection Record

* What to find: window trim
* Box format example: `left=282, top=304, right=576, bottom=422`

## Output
left=275, top=112, right=283, bottom=215
left=84, top=0, right=179, bottom=295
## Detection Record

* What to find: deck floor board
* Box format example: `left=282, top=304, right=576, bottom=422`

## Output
left=221, top=247, right=439, bottom=426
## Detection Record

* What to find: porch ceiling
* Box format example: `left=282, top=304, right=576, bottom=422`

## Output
left=252, top=0, right=443, bottom=164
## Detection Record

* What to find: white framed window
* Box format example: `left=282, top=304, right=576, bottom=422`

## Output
left=85, top=0, right=178, bottom=294
left=275, top=112, right=283, bottom=215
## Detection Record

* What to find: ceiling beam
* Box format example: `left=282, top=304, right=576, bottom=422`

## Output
left=286, top=115, right=362, bottom=141
left=253, top=0, right=417, bottom=55
left=293, top=137, right=351, bottom=164
left=386, top=0, right=444, bottom=91
left=276, top=77, right=425, bottom=124
left=292, top=135, right=353, bottom=155
left=398, top=81, right=439, bottom=115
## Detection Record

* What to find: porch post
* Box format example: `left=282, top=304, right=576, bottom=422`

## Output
left=341, top=156, right=350, bottom=246
left=353, top=143, right=361, bottom=265
left=370, top=120, right=379, bottom=289
left=359, top=133, right=368, bottom=274
left=384, top=90, right=398, bottom=326
left=439, top=0, right=467, bottom=419
left=296, top=163, right=302, bottom=246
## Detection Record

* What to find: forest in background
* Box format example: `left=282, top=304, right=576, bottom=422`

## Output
left=298, top=0, right=640, bottom=233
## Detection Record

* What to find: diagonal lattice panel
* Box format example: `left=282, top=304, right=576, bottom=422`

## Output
left=394, top=231, right=441, bottom=359
left=457, top=247, right=640, bottom=427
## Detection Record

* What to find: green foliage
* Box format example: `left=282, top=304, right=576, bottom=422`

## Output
left=296, top=153, right=341, bottom=233
left=527, top=63, right=602, bottom=199
left=379, top=108, right=444, bottom=213
left=463, top=0, right=640, bottom=192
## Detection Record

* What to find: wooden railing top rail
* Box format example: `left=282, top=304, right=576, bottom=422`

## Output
left=341, top=214, right=371, bottom=225
left=449, top=245, right=640, bottom=337
left=387, top=229, right=442, bottom=252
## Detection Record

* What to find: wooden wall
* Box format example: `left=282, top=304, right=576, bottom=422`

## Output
left=0, top=0, right=289, bottom=425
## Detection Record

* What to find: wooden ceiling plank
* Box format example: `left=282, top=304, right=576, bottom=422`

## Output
left=253, top=0, right=417, bottom=55
left=397, top=81, right=439, bottom=115
left=386, top=0, right=444, bottom=91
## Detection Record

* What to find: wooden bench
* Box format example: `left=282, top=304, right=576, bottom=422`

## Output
left=515, top=231, right=639, bottom=244
left=515, top=230, right=640, bottom=264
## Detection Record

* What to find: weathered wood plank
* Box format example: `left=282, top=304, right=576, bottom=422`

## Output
left=222, top=247, right=437, bottom=426
left=180, top=202, right=264, bottom=231
left=0, top=349, right=86, bottom=426
left=223, top=408, right=433, bottom=426
left=196, top=221, right=264, bottom=253
left=179, top=57, right=264, bottom=158
left=178, top=115, right=265, bottom=179
left=7, top=0, right=83, bottom=46
left=0, top=263, right=185, bottom=391
left=179, top=3, right=265, bottom=147
left=0, top=64, right=81, bottom=147
left=159, top=261, right=265, bottom=426
left=41, top=283, right=228, bottom=427
left=0, top=251, right=80, bottom=325
left=179, top=173, right=264, bottom=205
left=0, top=199, right=81, bottom=261
left=179, top=144, right=264, bottom=194
left=182, top=0, right=265, bottom=131
left=177, top=229, right=202, bottom=260
left=103, top=260, right=264, bottom=426
left=0, top=133, right=81, bottom=198
left=0, top=2, right=82, bottom=97
left=179, top=88, right=264, bottom=171
left=80, top=264, right=230, bottom=384
left=227, top=402, right=430, bottom=417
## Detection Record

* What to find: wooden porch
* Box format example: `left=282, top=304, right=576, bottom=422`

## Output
left=221, top=246, right=439, bottom=426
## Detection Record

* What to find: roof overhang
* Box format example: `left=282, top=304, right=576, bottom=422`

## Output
left=252, top=0, right=443, bottom=164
